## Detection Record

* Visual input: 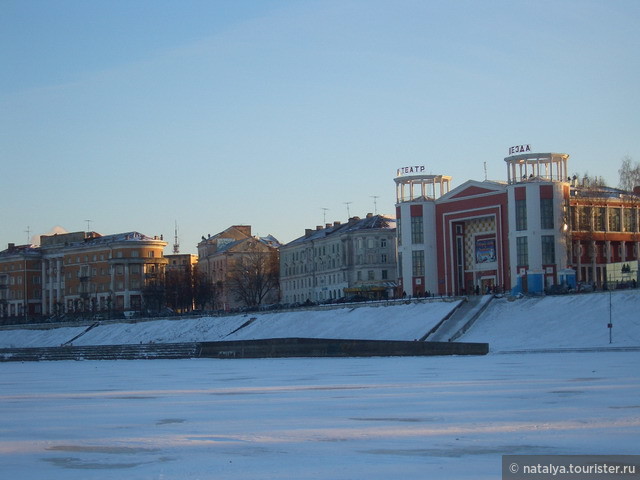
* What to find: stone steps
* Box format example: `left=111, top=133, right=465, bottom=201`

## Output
left=0, top=342, right=200, bottom=362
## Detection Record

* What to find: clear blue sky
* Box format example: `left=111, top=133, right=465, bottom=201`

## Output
left=2, top=0, right=639, bottom=253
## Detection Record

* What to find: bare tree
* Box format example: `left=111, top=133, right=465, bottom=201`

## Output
left=228, top=246, right=279, bottom=307
left=164, top=264, right=195, bottom=313
left=193, top=269, right=218, bottom=310
left=618, top=155, right=640, bottom=192
left=142, top=282, right=165, bottom=314
left=572, top=171, right=607, bottom=188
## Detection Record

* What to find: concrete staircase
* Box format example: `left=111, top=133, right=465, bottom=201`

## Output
left=0, top=342, right=200, bottom=362
left=425, top=295, right=494, bottom=342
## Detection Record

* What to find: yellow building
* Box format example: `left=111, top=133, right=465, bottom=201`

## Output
left=0, top=231, right=168, bottom=320
left=197, top=226, right=280, bottom=310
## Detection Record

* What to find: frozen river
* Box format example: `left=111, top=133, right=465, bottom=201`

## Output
left=1, top=351, right=639, bottom=479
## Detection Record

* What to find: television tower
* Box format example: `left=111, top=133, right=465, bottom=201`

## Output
left=172, top=221, right=180, bottom=254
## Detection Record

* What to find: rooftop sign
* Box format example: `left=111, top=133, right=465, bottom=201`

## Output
left=396, top=165, right=426, bottom=177
left=508, top=144, right=532, bottom=155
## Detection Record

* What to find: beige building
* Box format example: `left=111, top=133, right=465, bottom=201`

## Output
left=197, top=226, right=280, bottom=310
left=0, top=231, right=168, bottom=320
left=280, top=214, right=397, bottom=304
left=165, top=253, right=198, bottom=272
left=40, top=231, right=168, bottom=315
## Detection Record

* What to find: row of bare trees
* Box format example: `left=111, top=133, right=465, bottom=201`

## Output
left=573, top=155, right=639, bottom=190
left=142, top=248, right=279, bottom=314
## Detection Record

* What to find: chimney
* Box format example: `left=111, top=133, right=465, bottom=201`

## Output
left=333, top=221, right=341, bottom=227
left=325, top=223, right=332, bottom=229
left=305, top=229, right=313, bottom=237
left=366, top=212, right=373, bottom=218
left=8, top=243, right=15, bottom=251
left=316, top=225, right=323, bottom=231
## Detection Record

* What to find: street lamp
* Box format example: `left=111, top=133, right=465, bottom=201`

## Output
left=608, top=290, right=613, bottom=344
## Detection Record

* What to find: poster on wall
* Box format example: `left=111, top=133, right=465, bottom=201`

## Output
left=475, top=238, right=496, bottom=263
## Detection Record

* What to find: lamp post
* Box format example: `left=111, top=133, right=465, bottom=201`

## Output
left=608, top=289, right=613, bottom=344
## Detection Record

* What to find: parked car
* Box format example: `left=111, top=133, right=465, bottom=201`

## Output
left=576, top=282, right=594, bottom=293
left=545, top=284, right=569, bottom=295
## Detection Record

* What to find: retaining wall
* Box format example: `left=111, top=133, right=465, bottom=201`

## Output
left=0, top=338, right=488, bottom=362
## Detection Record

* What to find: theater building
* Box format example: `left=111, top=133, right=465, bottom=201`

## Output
left=395, top=149, right=640, bottom=296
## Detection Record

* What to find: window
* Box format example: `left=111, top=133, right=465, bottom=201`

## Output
left=579, top=206, right=591, bottom=231
left=411, top=216, right=423, bottom=244
left=398, top=252, right=403, bottom=277
left=541, top=235, right=555, bottom=264
left=624, top=208, right=637, bottom=232
left=382, top=270, right=388, bottom=280
left=540, top=198, right=554, bottom=229
left=515, top=199, right=527, bottom=231
left=381, top=254, right=388, bottom=263
left=411, top=250, right=424, bottom=276
left=594, top=207, right=606, bottom=231
left=368, top=270, right=375, bottom=281
left=609, top=208, right=621, bottom=232
left=516, top=236, right=528, bottom=266
left=397, top=218, right=402, bottom=246
left=381, top=238, right=387, bottom=248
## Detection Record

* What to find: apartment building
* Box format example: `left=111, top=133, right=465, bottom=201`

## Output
left=280, top=214, right=397, bottom=304
left=197, top=226, right=281, bottom=310
left=0, top=244, right=42, bottom=318
left=0, top=231, right=168, bottom=319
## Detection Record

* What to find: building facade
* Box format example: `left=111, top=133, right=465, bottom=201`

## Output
left=395, top=169, right=452, bottom=296
left=280, top=214, right=397, bottom=304
left=197, top=226, right=280, bottom=310
left=569, top=185, right=640, bottom=287
left=0, top=244, right=42, bottom=318
left=0, top=231, right=168, bottom=320
left=395, top=150, right=640, bottom=296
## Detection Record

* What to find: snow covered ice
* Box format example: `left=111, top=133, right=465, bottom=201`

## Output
left=1, top=291, right=639, bottom=479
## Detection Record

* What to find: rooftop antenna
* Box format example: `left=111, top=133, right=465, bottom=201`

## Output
left=321, top=207, right=329, bottom=224
left=85, top=219, right=92, bottom=232
left=25, top=226, right=31, bottom=244
left=371, top=195, right=379, bottom=215
left=483, top=161, right=488, bottom=181
left=173, top=220, right=180, bottom=254
left=343, top=201, right=352, bottom=219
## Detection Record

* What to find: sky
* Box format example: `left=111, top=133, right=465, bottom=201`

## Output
left=2, top=0, right=639, bottom=253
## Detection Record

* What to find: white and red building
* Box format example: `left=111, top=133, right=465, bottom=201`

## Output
left=395, top=149, right=640, bottom=296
